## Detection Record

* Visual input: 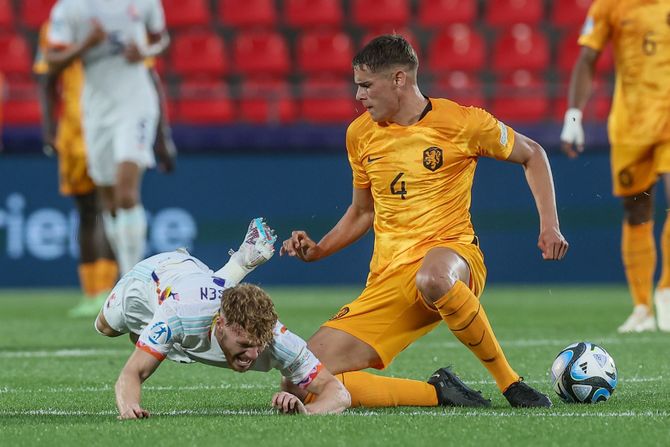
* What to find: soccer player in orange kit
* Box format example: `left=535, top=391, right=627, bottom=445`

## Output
left=560, top=0, right=670, bottom=333
left=282, top=35, right=569, bottom=408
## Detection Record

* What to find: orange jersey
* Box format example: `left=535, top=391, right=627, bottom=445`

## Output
left=346, top=98, right=515, bottom=276
left=34, top=22, right=85, bottom=150
left=579, top=0, right=670, bottom=146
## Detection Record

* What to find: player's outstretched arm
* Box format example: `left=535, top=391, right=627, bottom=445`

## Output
left=560, top=46, right=600, bottom=158
left=506, top=133, right=569, bottom=261
left=280, top=187, right=374, bottom=262
left=273, top=369, right=350, bottom=415
left=115, top=348, right=162, bottom=420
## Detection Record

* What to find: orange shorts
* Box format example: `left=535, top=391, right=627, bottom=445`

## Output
left=611, top=140, right=670, bottom=197
left=56, top=125, right=96, bottom=196
left=322, top=241, right=486, bottom=369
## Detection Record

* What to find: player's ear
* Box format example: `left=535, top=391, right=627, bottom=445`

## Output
left=393, top=71, right=406, bottom=87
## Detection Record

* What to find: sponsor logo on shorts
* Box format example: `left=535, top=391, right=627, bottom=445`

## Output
left=581, top=16, right=594, bottom=36
left=618, top=168, right=633, bottom=188
left=329, top=306, right=350, bottom=321
left=148, top=321, right=172, bottom=345
left=423, top=147, right=443, bottom=172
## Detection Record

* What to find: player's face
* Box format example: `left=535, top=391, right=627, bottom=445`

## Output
left=354, top=65, right=400, bottom=122
left=215, top=322, right=264, bottom=372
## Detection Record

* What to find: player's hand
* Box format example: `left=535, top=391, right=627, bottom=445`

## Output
left=84, top=19, right=106, bottom=49
left=123, top=42, right=144, bottom=63
left=538, top=227, right=569, bottom=260
left=117, top=404, right=150, bottom=420
left=280, top=231, right=321, bottom=262
left=271, top=391, right=308, bottom=415
left=560, top=108, right=585, bottom=159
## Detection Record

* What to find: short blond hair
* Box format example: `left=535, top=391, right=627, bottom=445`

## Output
left=220, top=283, right=277, bottom=346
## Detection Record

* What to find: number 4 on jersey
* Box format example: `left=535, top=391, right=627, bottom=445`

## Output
left=390, top=173, right=407, bottom=200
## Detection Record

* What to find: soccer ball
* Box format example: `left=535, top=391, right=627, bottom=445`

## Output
left=550, top=342, right=618, bottom=403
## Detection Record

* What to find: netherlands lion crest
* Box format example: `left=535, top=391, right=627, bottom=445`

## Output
left=423, top=147, right=443, bottom=171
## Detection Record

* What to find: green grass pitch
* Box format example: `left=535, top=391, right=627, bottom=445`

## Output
left=1, top=285, right=669, bottom=446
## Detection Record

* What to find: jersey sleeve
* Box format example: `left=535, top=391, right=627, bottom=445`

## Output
left=136, top=302, right=182, bottom=361
left=47, top=1, right=74, bottom=47
left=33, top=23, right=50, bottom=75
left=270, top=322, right=322, bottom=388
left=145, top=0, right=166, bottom=34
left=577, top=0, right=612, bottom=51
left=346, top=121, right=371, bottom=189
left=462, top=106, right=515, bottom=160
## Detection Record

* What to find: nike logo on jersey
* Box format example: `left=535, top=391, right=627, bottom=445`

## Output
left=367, top=155, right=384, bottom=163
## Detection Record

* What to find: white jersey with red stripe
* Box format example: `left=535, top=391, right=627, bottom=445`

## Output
left=134, top=252, right=321, bottom=387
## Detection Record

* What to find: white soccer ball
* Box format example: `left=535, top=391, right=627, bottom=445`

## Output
left=550, top=342, right=617, bottom=403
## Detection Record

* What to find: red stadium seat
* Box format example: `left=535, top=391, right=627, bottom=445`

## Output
left=417, top=0, right=477, bottom=28
left=219, top=0, right=277, bottom=29
left=556, top=29, right=615, bottom=75
left=484, top=0, right=544, bottom=27
left=492, top=24, right=549, bottom=74
left=170, top=31, right=228, bottom=77
left=0, top=0, right=14, bottom=29
left=233, top=31, right=290, bottom=76
left=4, top=79, right=41, bottom=125
left=0, top=34, right=32, bottom=76
left=351, top=0, right=410, bottom=29
left=284, top=0, right=344, bottom=30
left=296, top=30, right=354, bottom=75
left=162, top=0, right=210, bottom=28
left=426, top=25, right=486, bottom=73
left=239, top=78, right=297, bottom=123
left=19, top=0, right=55, bottom=30
left=300, top=78, right=358, bottom=123
left=550, top=0, right=592, bottom=29
left=490, top=70, right=550, bottom=123
left=430, top=71, right=485, bottom=108
left=176, top=79, right=234, bottom=124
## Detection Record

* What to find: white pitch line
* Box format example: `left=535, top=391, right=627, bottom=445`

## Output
left=0, top=376, right=663, bottom=395
left=0, top=349, right=128, bottom=359
left=1, top=408, right=668, bottom=418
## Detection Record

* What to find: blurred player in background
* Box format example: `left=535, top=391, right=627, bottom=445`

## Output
left=35, top=14, right=176, bottom=317
left=282, top=35, right=569, bottom=408
left=95, top=219, right=350, bottom=418
left=560, top=0, right=670, bottom=333
left=34, top=22, right=118, bottom=317
left=45, top=0, right=170, bottom=277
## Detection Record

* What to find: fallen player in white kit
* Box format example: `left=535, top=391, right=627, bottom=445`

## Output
left=94, top=218, right=351, bottom=418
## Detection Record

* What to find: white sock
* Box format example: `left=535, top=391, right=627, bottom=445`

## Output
left=116, top=205, right=147, bottom=275
left=102, top=211, right=119, bottom=258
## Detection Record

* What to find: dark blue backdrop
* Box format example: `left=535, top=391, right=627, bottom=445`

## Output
left=0, top=152, right=665, bottom=287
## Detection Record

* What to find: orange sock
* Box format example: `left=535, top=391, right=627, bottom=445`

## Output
left=622, top=221, right=655, bottom=307
left=657, top=217, right=670, bottom=289
left=78, top=262, right=97, bottom=298
left=434, top=281, right=519, bottom=392
left=94, top=258, right=119, bottom=295
left=335, top=371, right=437, bottom=407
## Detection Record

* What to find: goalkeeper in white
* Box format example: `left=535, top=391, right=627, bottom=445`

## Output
left=94, top=218, right=350, bottom=418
